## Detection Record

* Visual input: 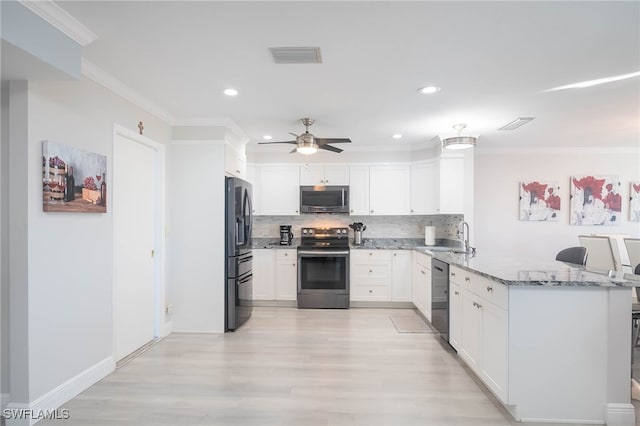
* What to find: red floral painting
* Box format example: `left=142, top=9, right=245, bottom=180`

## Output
left=570, top=175, right=620, bottom=225
left=519, top=181, right=560, bottom=221
left=631, top=182, right=640, bottom=222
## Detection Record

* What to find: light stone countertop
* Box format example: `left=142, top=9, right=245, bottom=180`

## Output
left=416, top=249, right=640, bottom=288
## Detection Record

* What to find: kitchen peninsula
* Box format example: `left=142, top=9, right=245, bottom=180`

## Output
left=420, top=250, right=638, bottom=426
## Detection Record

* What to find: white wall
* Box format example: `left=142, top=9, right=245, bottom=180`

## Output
left=474, top=148, right=640, bottom=260
left=167, top=142, right=226, bottom=333
left=3, top=76, right=171, bottom=409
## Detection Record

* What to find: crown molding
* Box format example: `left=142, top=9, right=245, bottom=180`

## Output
left=81, top=58, right=176, bottom=124
left=19, top=0, right=98, bottom=47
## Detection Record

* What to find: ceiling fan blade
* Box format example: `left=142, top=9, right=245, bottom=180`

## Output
left=314, top=138, right=352, bottom=144
left=257, top=140, right=297, bottom=145
left=318, top=144, right=343, bottom=153
left=289, top=148, right=298, bottom=154
left=288, top=132, right=300, bottom=138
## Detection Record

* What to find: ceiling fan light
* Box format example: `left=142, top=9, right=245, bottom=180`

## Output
left=442, top=136, right=476, bottom=150
left=297, top=146, right=318, bottom=155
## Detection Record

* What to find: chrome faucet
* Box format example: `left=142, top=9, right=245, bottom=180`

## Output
left=458, top=220, right=473, bottom=254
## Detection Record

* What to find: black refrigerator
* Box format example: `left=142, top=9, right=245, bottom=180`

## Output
left=225, top=176, right=253, bottom=331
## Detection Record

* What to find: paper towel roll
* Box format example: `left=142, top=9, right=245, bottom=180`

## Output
left=424, top=226, right=436, bottom=246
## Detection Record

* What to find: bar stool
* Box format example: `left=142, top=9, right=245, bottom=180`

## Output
left=555, top=246, right=587, bottom=265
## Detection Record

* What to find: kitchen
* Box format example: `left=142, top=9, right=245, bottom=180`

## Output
left=2, top=1, right=639, bottom=426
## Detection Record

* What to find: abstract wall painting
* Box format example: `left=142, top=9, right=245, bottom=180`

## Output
left=42, top=141, right=107, bottom=213
left=631, top=182, right=640, bottom=222
left=570, top=175, right=621, bottom=226
left=519, top=181, right=560, bottom=221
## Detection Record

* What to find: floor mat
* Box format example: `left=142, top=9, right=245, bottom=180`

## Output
left=389, top=314, right=436, bottom=333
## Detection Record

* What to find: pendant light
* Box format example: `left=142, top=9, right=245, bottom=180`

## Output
left=442, top=123, right=476, bottom=150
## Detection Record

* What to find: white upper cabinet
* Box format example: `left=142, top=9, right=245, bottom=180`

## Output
left=224, top=143, right=247, bottom=179
left=245, top=164, right=259, bottom=214
left=437, top=155, right=465, bottom=214
left=300, top=165, right=349, bottom=185
left=349, top=166, right=369, bottom=215
left=257, top=165, right=300, bottom=215
left=410, top=161, right=437, bottom=215
left=369, top=166, right=410, bottom=215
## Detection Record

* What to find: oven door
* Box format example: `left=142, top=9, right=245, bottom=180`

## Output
left=297, top=249, right=350, bottom=293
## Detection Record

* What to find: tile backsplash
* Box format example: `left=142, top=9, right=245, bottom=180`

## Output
left=253, top=214, right=464, bottom=240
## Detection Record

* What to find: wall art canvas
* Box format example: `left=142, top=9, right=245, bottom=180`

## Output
left=42, top=141, right=107, bottom=213
left=631, top=182, right=640, bottom=222
left=519, top=181, right=560, bottom=221
left=570, top=175, right=621, bottom=226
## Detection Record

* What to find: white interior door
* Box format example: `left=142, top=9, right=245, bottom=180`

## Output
left=114, top=132, right=157, bottom=361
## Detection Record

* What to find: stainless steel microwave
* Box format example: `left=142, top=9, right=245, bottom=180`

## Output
left=300, top=185, right=349, bottom=214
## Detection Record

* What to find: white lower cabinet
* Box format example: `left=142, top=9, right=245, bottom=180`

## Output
left=350, top=250, right=393, bottom=301
left=391, top=251, right=412, bottom=301
left=275, top=250, right=297, bottom=301
left=412, top=251, right=432, bottom=320
left=448, top=281, right=462, bottom=351
left=252, top=249, right=275, bottom=300
left=253, top=249, right=297, bottom=301
left=450, top=265, right=508, bottom=403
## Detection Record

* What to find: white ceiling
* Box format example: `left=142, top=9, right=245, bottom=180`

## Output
left=57, top=1, right=639, bottom=153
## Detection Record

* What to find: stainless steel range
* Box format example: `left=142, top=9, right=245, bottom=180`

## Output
left=297, top=227, right=350, bottom=309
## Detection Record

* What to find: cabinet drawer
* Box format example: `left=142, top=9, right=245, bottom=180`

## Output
left=352, top=263, right=391, bottom=278
left=449, top=265, right=467, bottom=285
left=470, top=274, right=508, bottom=309
left=276, top=250, right=296, bottom=263
left=352, top=285, right=391, bottom=301
left=354, top=250, right=393, bottom=263
left=414, top=252, right=432, bottom=269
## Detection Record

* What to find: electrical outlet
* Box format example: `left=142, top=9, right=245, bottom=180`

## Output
left=165, top=304, right=174, bottom=315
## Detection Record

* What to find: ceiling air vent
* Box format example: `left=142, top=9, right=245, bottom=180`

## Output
left=270, top=47, right=322, bottom=64
left=498, top=117, right=536, bottom=131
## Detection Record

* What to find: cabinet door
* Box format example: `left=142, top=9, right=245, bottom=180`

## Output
left=323, top=166, right=349, bottom=185
left=369, top=166, right=410, bottom=215
left=299, top=165, right=325, bottom=185
left=252, top=250, right=275, bottom=300
left=258, top=166, right=300, bottom=215
left=410, top=162, right=437, bottom=214
left=349, top=166, right=369, bottom=215
left=392, top=251, right=412, bottom=301
left=275, top=250, right=297, bottom=301
left=438, top=156, right=464, bottom=214
left=246, top=164, right=259, bottom=215
left=480, top=300, right=509, bottom=402
left=460, top=289, right=482, bottom=372
left=411, top=260, right=430, bottom=320
left=449, top=281, right=463, bottom=351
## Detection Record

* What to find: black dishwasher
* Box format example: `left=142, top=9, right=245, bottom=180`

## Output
left=431, top=259, right=449, bottom=342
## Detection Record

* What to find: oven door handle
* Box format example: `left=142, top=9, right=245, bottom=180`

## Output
left=298, top=250, right=350, bottom=256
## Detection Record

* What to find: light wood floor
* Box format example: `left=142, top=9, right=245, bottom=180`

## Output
left=38, top=308, right=636, bottom=426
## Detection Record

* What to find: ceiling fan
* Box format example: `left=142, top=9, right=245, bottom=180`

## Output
left=258, top=118, right=352, bottom=154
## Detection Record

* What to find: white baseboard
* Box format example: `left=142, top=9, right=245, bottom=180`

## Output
left=160, top=320, right=173, bottom=338
left=606, top=403, right=636, bottom=426
left=4, top=356, right=114, bottom=426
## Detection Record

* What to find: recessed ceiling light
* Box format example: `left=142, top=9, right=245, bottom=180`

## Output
left=392, top=134, right=403, bottom=139
left=545, top=71, right=640, bottom=91
left=417, top=86, right=441, bottom=94
left=262, top=135, right=273, bottom=140
left=223, top=88, right=238, bottom=96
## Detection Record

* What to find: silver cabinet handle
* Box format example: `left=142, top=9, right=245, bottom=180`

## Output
left=420, top=270, right=426, bottom=275
left=369, top=289, right=373, bottom=293
left=454, top=291, right=459, bottom=295
left=472, top=302, right=478, bottom=308
left=486, top=286, right=493, bottom=292
left=284, top=253, right=288, bottom=256
left=369, top=269, right=372, bottom=273
left=451, top=272, right=456, bottom=277
left=465, top=277, right=470, bottom=282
